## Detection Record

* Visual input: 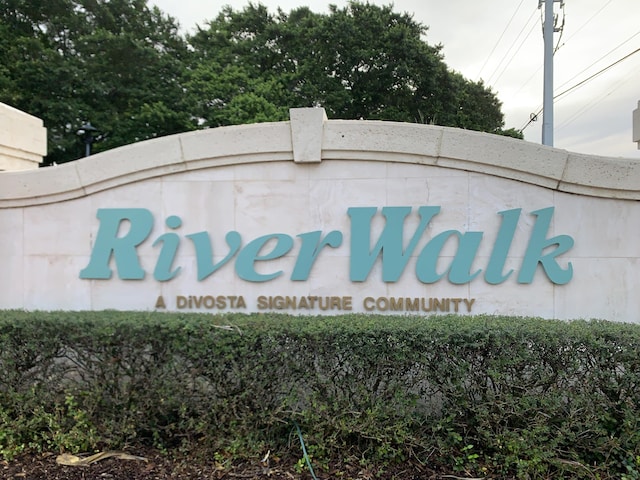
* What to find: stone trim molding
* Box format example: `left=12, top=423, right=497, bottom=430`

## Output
left=1, top=107, right=639, bottom=207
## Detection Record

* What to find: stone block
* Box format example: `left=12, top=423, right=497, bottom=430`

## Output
left=290, top=107, right=327, bottom=163
left=0, top=103, right=47, bottom=171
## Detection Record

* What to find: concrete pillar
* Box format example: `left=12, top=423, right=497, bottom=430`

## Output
left=0, top=103, right=47, bottom=171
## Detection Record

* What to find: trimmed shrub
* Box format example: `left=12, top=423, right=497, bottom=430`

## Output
left=0, top=311, right=639, bottom=478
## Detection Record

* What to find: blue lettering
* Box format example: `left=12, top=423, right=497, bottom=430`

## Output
left=80, top=206, right=574, bottom=286
left=484, top=209, right=520, bottom=284
left=291, top=230, right=343, bottom=280
left=348, top=206, right=440, bottom=282
left=187, top=231, right=242, bottom=281
left=153, top=215, right=182, bottom=281
left=519, top=207, right=574, bottom=284
left=80, top=208, right=153, bottom=280
left=235, top=234, right=294, bottom=282
left=416, top=231, right=483, bottom=284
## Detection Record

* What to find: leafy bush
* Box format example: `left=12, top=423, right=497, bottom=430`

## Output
left=0, top=311, right=639, bottom=478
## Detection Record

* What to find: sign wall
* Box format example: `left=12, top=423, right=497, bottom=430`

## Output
left=1, top=108, right=639, bottom=321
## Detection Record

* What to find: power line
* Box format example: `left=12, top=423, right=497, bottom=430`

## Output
left=554, top=47, right=640, bottom=101
left=555, top=0, right=615, bottom=53
left=485, top=8, right=539, bottom=86
left=492, top=14, right=539, bottom=87
left=556, top=30, right=640, bottom=92
left=476, top=0, right=528, bottom=80
left=520, top=47, right=640, bottom=132
left=555, top=69, right=637, bottom=132
left=513, top=64, right=542, bottom=97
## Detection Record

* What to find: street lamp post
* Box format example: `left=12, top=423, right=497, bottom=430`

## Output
left=76, top=122, right=100, bottom=157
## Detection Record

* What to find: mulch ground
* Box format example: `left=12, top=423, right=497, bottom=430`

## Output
left=2, top=448, right=453, bottom=479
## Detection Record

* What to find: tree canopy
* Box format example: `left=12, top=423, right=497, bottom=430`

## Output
left=0, top=0, right=522, bottom=165
left=0, top=0, right=193, bottom=164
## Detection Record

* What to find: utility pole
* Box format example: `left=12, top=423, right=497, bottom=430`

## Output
left=540, top=0, right=564, bottom=147
left=634, top=101, right=640, bottom=149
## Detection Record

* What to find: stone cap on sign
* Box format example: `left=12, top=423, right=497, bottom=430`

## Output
left=1, top=107, right=640, bottom=207
left=0, top=103, right=47, bottom=171
left=290, top=107, right=327, bottom=163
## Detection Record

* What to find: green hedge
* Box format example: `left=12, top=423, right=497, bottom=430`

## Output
left=1, top=311, right=640, bottom=478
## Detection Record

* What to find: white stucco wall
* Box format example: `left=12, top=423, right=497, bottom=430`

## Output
left=1, top=108, right=639, bottom=321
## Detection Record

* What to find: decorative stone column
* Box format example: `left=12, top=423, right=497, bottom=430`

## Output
left=0, top=103, right=47, bottom=171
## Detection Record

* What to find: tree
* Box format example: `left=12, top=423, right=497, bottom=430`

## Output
left=187, top=2, right=521, bottom=137
left=0, top=0, right=196, bottom=164
left=0, top=0, right=521, bottom=165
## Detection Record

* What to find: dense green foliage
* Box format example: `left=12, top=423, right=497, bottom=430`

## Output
left=187, top=3, right=506, bottom=132
left=0, top=0, right=193, bottom=164
left=1, top=311, right=639, bottom=478
left=0, top=0, right=522, bottom=165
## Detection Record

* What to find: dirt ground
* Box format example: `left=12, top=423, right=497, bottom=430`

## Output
left=2, top=448, right=449, bottom=480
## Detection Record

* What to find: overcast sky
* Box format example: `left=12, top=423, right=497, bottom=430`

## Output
left=150, top=0, right=640, bottom=159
